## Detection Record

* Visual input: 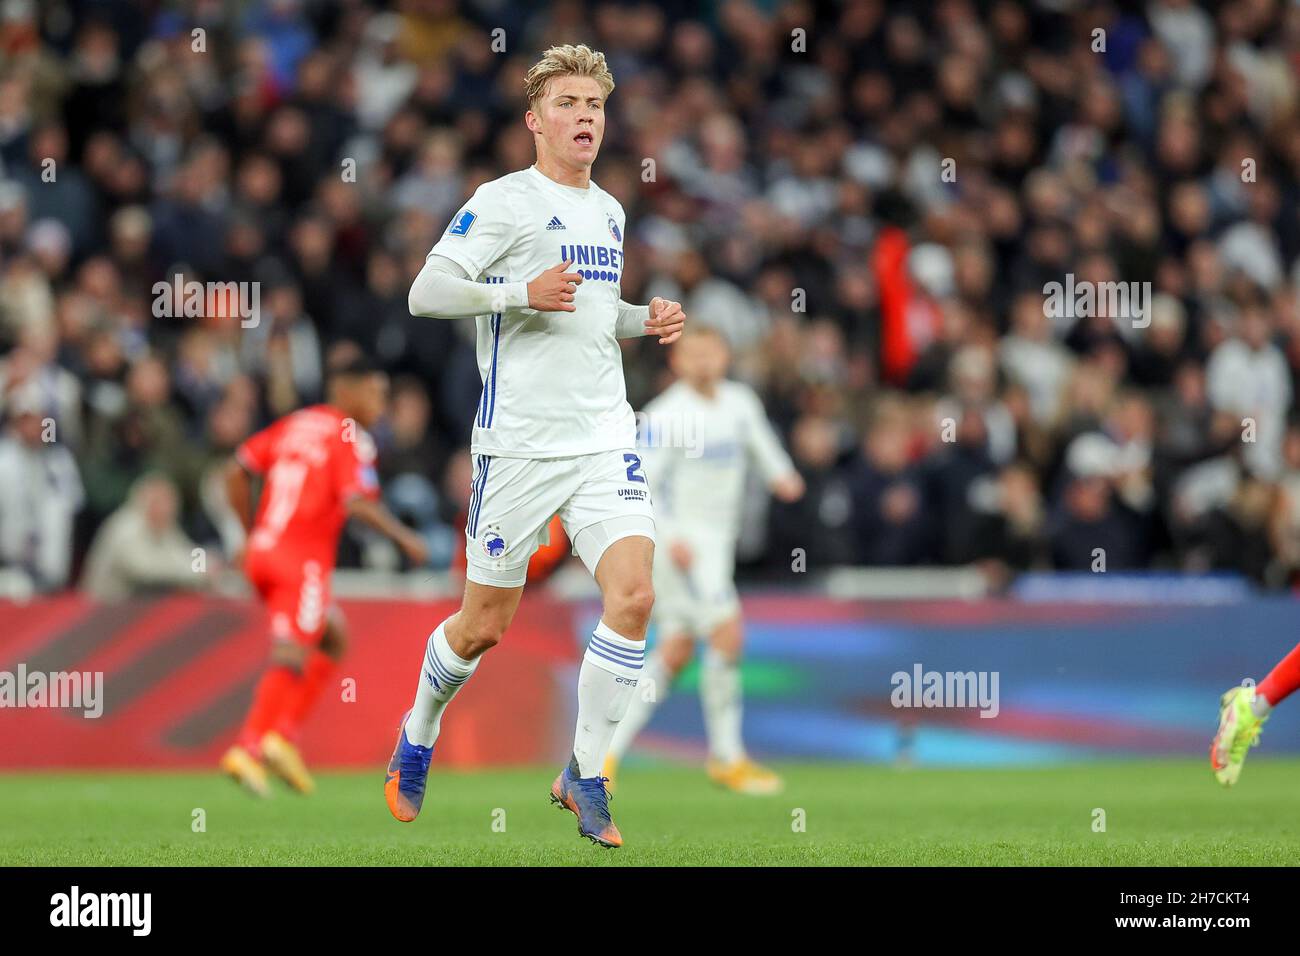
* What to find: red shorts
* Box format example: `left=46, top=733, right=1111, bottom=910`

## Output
left=244, top=548, right=336, bottom=645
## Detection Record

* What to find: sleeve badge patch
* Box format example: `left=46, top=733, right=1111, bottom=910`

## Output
left=448, top=209, right=477, bottom=236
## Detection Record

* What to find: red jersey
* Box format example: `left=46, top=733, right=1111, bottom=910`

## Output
left=236, top=404, right=380, bottom=565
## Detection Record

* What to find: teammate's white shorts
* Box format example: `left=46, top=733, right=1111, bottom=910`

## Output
left=652, top=529, right=740, bottom=638
left=464, top=448, right=656, bottom=588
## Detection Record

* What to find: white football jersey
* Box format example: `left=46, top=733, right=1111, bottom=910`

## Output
left=428, top=165, right=633, bottom=459
left=639, top=379, right=795, bottom=540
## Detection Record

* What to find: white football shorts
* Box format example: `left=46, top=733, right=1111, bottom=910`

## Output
left=651, top=528, right=741, bottom=638
left=464, top=447, right=656, bottom=588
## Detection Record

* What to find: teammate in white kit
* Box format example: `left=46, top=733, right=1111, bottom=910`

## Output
left=606, top=326, right=804, bottom=795
left=383, top=45, right=686, bottom=848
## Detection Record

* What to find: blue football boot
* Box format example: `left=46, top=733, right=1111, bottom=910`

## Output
left=385, top=710, right=433, bottom=822
left=550, top=756, right=622, bottom=848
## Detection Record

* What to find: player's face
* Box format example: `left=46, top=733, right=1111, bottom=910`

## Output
left=341, top=373, right=389, bottom=429
left=672, top=333, right=730, bottom=386
left=529, top=75, right=606, bottom=170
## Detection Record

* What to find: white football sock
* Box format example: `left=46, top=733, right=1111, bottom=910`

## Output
left=571, top=620, right=644, bottom=777
left=404, top=618, right=479, bottom=747
left=608, top=651, right=672, bottom=760
left=1250, top=688, right=1273, bottom=718
left=701, top=647, right=744, bottom=764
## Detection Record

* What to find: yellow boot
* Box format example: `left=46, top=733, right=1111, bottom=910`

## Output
left=261, top=731, right=316, bottom=795
left=707, top=756, right=783, bottom=795
left=219, top=745, right=270, bottom=798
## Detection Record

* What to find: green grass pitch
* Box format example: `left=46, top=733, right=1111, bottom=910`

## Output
left=2, top=759, right=1298, bottom=865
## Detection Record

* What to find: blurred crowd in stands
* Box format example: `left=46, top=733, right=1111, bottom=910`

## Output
left=2, top=0, right=1300, bottom=598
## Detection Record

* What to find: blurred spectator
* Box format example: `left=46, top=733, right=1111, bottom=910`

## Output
left=82, top=352, right=194, bottom=521
left=1270, top=422, right=1300, bottom=583
left=987, top=462, right=1049, bottom=572
left=1048, top=473, right=1145, bottom=572
left=0, top=386, right=83, bottom=591
left=1000, top=292, right=1073, bottom=426
left=238, top=276, right=321, bottom=415
left=14, top=123, right=98, bottom=254
left=847, top=401, right=931, bottom=565
left=766, top=413, right=854, bottom=569
left=376, top=375, right=454, bottom=568
left=0, top=322, right=83, bottom=448
left=1206, top=303, right=1291, bottom=480
left=1184, top=477, right=1275, bottom=583
left=1064, top=392, right=1156, bottom=515
left=924, top=404, right=1002, bottom=564
left=80, top=472, right=213, bottom=600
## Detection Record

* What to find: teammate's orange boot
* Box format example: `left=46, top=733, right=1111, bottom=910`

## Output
left=601, top=753, right=620, bottom=793
left=707, top=756, right=783, bottom=795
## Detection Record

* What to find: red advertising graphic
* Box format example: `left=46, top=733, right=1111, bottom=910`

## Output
left=0, top=594, right=579, bottom=769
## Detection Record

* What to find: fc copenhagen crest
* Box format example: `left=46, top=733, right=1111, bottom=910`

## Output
left=480, top=524, right=506, bottom=559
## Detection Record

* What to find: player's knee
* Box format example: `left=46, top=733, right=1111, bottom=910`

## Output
left=661, top=638, right=693, bottom=674
left=319, top=622, right=348, bottom=661
left=710, top=618, right=743, bottom=660
left=458, top=617, right=508, bottom=656
left=609, top=580, right=655, bottom=626
left=270, top=640, right=309, bottom=672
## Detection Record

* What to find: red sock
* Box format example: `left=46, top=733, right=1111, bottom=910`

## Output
left=1258, top=642, right=1300, bottom=707
left=237, top=666, right=301, bottom=752
left=273, top=650, right=336, bottom=742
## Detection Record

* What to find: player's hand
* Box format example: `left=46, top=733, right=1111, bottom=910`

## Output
left=771, top=472, right=805, bottom=503
left=669, top=539, right=693, bottom=570
left=527, top=260, right=583, bottom=313
left=646, top=297, right=685, bottom=344
left=398, top=530, right=430, bottom=567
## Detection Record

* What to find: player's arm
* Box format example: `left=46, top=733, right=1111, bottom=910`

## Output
left=226, top=427, right=277, bottom=540
left=332, top=427, right=429, bottom=565
left=616, top=297, right=685, bottom=344
left=410, top=185, right=526, bottom=319
left=408, top=255, right=530, bottom=318
left=410, top=185, right=583, bottom=319
left=410, top=254, right=589, bottom=318
left=224, top=458, right=255, bottom=534
left=345, top=495, right=430, bottom=566
left=741, top=389, right=804, bottom=502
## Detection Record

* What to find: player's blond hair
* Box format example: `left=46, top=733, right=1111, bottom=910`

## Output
left=524, top=44, right=615, bottom=110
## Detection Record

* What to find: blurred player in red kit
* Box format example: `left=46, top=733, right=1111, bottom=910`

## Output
left=220, top=356, right=429, bottom=796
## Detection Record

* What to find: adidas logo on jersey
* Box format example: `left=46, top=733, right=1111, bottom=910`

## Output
left=545, top=216, right=566, bottom=230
